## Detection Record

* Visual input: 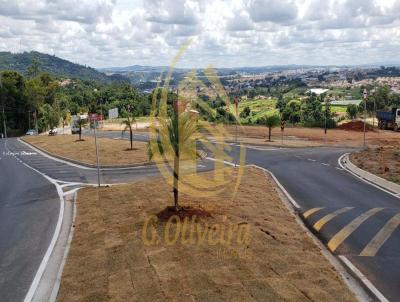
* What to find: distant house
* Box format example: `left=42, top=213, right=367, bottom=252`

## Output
left=308, top=88, right=329, bottom=95
left=330, top=100, right=362, bottom=106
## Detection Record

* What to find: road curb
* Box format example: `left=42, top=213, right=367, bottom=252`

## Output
left=48, top=191, right=78, bottom=302
left=246, top=164, right=372, bottom=302
left=341, top=153, right=400, bottom=196
left=19, top=138, right=156, bottom=169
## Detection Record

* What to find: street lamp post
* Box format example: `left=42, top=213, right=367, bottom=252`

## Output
left=363, top=89, right=368, bottom=148
left=0, top=77, right=7, bottom=142
left=94, top=122, right=101, bottom=188
left=372, top=86, right=377, bottom=129
left=90, top=113, right=101, bottom=188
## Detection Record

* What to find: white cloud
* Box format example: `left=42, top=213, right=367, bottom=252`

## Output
left=248, top=0, right=298, bottom=23
left=0, top=0, right=400, bottom=68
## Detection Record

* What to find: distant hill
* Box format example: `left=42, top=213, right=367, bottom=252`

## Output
left=0, top=51, right=128, bottom=83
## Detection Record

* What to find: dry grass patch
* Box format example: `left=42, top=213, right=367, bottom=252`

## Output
left=222, top=124, right=399, bottom=147
left=57, top=167, right=356, bottom=302
left=23, top=135, right=150, bottom=166
left=350, top=141, right=400, bottom=185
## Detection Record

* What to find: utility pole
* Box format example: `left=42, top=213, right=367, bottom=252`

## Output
left=34, top=110, right=38, bottom=135
left=2, top=104, right=7, bottom=140
left=94, top=122, right=101, bottom=188
left=234, top=96, right=239, bottom=143
left=91, top=114, right=101, bottom=188
left=372, top=85, right=377, bottom=129
left=363, top=89, right=368, bottom=148
left=0, top=77, right=7, bottom=141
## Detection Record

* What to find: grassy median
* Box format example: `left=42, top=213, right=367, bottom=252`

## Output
left=350, top=141, right=400, bottom=185
left=23, top=135, right=150, bottom=166
left=57, top=167, right=356, bottom=302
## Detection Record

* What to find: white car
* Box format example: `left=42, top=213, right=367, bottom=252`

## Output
left=49, top=128, right=58, bottom=136
left=26, top=129, right=37, bottom=136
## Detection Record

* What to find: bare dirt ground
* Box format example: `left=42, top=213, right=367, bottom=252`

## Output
left=57, top=167, right=356, bottom=302
left=350, top=141, right=400, bottom=185
left=102, top=121, right=151, bottom=131
left=223, top=124, right=399, bottom=148
left=23, top=135, right=150, bottom=166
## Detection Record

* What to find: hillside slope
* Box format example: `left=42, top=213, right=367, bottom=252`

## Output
left=0, top=51, right=127, bottom=83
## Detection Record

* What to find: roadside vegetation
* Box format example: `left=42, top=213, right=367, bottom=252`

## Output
left=57, top=167, right=356, bottom=302
left=1, top=59, right=400, bottom=138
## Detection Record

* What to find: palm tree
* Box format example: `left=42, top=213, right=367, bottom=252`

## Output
left=265, top=114, right=280, bottom=142
left=148, top=110, right=198, bottom=211
left=121, top=115, right=136, bottom=150
left=77, top=117, right=87, bottom=141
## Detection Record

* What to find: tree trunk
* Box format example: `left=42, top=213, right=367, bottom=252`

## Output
left=79, top=123, right=82, bottom=140
left=130, top=128, right=133, bottom=150
left=268, top=127, right=272, bottom=142
left=173, top=152, right=180, bottom=211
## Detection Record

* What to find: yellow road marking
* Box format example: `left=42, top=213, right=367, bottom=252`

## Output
left=328, top=208, right=384, bottom=252
left=313, top=207, right=354, bottom=231
left=360, top=212, right=400, bottom=257
left=303, top=207, right=324, bottom=219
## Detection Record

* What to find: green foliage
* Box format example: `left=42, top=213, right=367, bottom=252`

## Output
left=265, top=114, right=281, bottom=128
left=302, top=95, right=336, bottom=128
left=282, top=99, right=301, bottom=124
left=257, top=114, right=280, bottom=141
left=229, top=98, right=278, bottom=123
left=147, top=110, right=199, bottom=210
left=38, top=103, right=60, bottom=130
left=239, top=106, right=251, bottom=118
left=347, top=104, right=358, bottom=119
left=121, top=113, right=136, bottom=150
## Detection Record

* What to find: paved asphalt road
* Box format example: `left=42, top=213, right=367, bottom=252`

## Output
left=0, top=141, right=60, bottom=302
left=2, top=132, right=400, bottom=301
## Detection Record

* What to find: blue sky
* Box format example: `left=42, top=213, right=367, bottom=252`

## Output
left=0, top=0, right=400, bottom=68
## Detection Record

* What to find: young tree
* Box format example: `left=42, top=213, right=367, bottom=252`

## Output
left=77, top=116, right=87, bottom=141
left=347, top=104, right=358, bottom=120
left=121, top=114, right=136, bottom=150
left=240, top=106, right=251, bottom=119
left=265, top=114, right=280, bottom=142
left=147, top=109, right=198, bottom=211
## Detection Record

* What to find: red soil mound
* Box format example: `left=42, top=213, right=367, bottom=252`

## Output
left=337, top=120, right=375, bottom=132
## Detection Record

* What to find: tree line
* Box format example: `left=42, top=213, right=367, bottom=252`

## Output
left=0, top=64, right=152, bottom=136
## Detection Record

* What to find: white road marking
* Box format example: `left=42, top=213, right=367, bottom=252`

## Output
left=17, top=138, right=156, bottom=171
left=339, top=255, right=389, bottom=302
left=321, top=163, right=330, bottom=166
left=335, top=167, right=344, bottom=171
left=307, top=158, right=316, bottom=162
left=246, top=146, right=285, bottom=151
left=22, top=165, right=66, bottom=302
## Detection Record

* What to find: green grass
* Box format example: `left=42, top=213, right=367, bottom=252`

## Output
left=323, top=105, right=348, bottom=113
left=327, top=87, right=362, bottom=99
left=228, top=98, right=279, bottom=123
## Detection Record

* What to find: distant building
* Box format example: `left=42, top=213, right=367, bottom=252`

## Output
left=330, top=100, right=362, bottom=106
left=308, top=88, right=329, bottom=95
